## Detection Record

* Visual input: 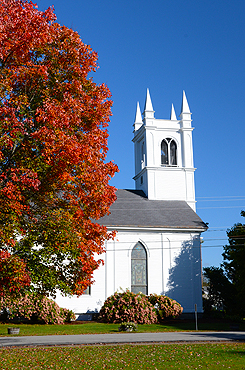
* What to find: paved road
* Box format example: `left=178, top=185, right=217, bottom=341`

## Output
left=0, top=331, right=244, bottom=347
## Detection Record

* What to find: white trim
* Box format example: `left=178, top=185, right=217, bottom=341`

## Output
left=105, top=226, right=207, bottom=233
left=179, top=127, right=194, bottom=132
left=133, top=166, right=196, bottom=181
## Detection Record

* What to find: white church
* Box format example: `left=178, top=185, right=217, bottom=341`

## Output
left=55, top=90, right=207, bottom=318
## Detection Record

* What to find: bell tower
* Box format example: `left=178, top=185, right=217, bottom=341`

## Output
left=133, top=89, right=196, bottom=211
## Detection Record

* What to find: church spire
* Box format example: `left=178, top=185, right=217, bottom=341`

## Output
left=134, top=101, right=143, bottom=131
left=181, top=90, right=191, bottom=114
left=143, top=88, right=154, bottom=119
left=170, top=104, right=177, bottom=120
left=133, top=89, right=196, bottom=210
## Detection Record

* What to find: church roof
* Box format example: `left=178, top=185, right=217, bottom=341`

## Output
left=97, top=189, right=207, bottom=230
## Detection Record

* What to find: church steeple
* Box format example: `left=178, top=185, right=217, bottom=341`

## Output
left=134, top=102, right=143, bottom=132
left=179, top=91, right=192, bottom=126
left=170, top=104, right=177, bottom=120
left=143, top=88, right=154, bottom=119
left=181, top=90, right=191, bottom=114
left=133, top=90, right=196, bottom=211
left=179, top=90, right=194, bottom=169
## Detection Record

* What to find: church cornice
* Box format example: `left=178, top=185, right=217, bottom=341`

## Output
left=133, top=166, right=196, bottom=180
left=145, top=126, right=180, bottom=132
left=105, top=226, right=207, bottom=233
left=133, top=120, right=183, bottom=141
left=179, top=127, right=194, bottom=132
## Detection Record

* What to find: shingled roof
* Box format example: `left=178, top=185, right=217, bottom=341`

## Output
left=97, top=189, right=207, bottom=230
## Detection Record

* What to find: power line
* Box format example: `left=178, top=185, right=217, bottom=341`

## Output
left=197, top=195, right=245, bottom=199
left=104, top=244, right=241, bottom=252
left=198, top=200, right=245, bottom=202
left=104, top=238, right=244, bottom=247
left=202, top=238, right=227, bottom=241
left=200, top=225, right=245, bottom=231
left=197, top=206, right=245, bottom=209
left=105, top=241, right=243, bottom=247
left=107, top=205, right=245, bottom=209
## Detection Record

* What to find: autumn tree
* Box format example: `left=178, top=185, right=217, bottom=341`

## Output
left=0, top=250, right=30, bottom=297
left=0, top=0, right=118, bottom=297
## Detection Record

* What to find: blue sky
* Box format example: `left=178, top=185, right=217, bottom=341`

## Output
left=37, top=0, right=245, bottom=268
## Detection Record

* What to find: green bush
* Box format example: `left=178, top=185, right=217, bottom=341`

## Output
left=148, top=294, right=183, bottom=321
left=118, top=322, right=138, bottom=332
left=0, top=293, right=75, bottom=324
left=60, top=307, right=76, bottom=323
left=98, top=289, right=158, bottom=324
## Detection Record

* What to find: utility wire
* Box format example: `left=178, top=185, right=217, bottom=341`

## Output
left=104, top=244, right=243, bottom=252
left=197, top=206, right=245, bottom=209
left=197, top=195, right=245, bottom=199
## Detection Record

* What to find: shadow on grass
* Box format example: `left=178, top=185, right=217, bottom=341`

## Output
left=0, top=318, right=244, bottom=337
left=139, top=319, right=245, bottom=332
left=227, top=350, right=245, bottom=355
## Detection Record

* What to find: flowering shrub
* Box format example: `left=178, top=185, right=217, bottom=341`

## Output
left=0, top=293, right=75, bottom=324
left=61, top=307, right=76, bottom=323
left=118, top=322, right=138, bottom=332
left=98, top=290, right=157, bottom=324
left=148, top=294, right=183, bottom=321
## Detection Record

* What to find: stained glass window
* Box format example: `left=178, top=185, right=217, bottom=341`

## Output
left=131, top=242, right=147, bottom=295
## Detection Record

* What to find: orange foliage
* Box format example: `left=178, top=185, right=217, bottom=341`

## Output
left=0, top=1, right=118, bottom=296
left=0, top=250, right=30, bottom=297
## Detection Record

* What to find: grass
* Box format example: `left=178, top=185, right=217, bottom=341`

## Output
left=1, top=319, right=244, bottom=336
left=0, top=342, right=244, bottom=369
left=1, top=320, right=244, bottom=336
left=1, top=320, right=244, bottom=369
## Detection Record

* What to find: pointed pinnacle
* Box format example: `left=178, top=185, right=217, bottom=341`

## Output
left=170, top=104, right=177, bottom=120
left=134, top=102, right=143, bottom=124
left=181, top=91, right=191, bottom=114
left=144, top=88, right=154, bottom=112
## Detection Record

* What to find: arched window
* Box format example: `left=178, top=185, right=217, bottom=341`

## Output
left=141, top=141, right=145, bottom=169
left=131, top=242, right=148, bottom=294
left=161, top=140, right=168, bottom=165
left=161, top=138, right=177, bottom=166
left=141, top=141, right=144, bottom=161
left=170, top=140, right=177, bottom=165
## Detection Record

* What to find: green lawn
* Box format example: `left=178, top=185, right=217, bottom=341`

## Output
left=0, top=343, right=244, bottom=369
left=1, top=319, right=244, bottom=336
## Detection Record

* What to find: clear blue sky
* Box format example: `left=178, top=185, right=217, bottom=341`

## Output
left=37, top=0, right=245, bottom=268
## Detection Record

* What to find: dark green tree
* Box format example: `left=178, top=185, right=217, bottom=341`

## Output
left=203, top=211, right=245, bottom=318
left=203, top=266, right=234, bottom=314
left=222, top=211, right=245, bottom=317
